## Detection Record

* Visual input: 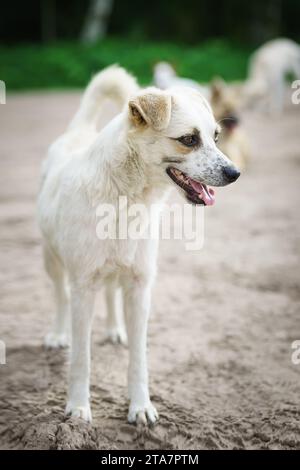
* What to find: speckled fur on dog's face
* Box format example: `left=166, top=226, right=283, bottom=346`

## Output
left=128, top=86, right=240, bottom=195
left=160, top=86, right=238, bottom=187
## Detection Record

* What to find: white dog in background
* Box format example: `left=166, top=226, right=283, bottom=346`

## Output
left=154, top=61, right=210, bottom=100
left=243, top=38, right=300, bottom=113
left=38, top=65, right=240, bottom=424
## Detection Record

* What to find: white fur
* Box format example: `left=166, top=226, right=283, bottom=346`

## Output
left=244, top=38, right=300, bottom=113
left=38, top=66, right=237, bottom=424
left=154, top=62, right=211, bottom=101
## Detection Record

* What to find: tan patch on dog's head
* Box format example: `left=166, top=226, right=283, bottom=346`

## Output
left=129, top=88, right=172, bottom=131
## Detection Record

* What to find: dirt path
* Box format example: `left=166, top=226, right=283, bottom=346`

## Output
left=0, top=92, right=300, bottom=450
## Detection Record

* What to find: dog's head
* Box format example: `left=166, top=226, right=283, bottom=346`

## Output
left=210, top=78, right=241, bottom=132
left=127, top=86, right=240, bottom=206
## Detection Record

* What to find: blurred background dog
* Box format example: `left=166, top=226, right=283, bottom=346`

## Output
left=243, top=38, right=300, bottom=114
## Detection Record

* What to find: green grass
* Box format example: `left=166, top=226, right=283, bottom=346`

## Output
left=0, top=38, right=252, bottom=91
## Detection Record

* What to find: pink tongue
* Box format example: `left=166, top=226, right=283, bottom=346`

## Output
left=190, top=179, right=215, bottom=206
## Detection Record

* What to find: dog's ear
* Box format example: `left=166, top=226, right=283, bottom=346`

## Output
left=129, top=88, right=172, bottom=131
left=211, top=77, right=226, bottom=102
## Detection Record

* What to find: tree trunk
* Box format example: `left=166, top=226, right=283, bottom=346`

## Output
left=80, top=0, right=114, bottom=43
left=41, top=0, right=56, bottom=43
left=250, top=0, right=282, bottom=44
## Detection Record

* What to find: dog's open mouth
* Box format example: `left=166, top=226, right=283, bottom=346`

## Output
left=166, top=167, right=215, bottom=206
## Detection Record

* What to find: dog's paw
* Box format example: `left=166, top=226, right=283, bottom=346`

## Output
left=106, top=327, right=128, bottom=346
left=44, top=332, right=70, bottom=349
left=65, top=402, right=92, bottom=423
left=127, top=402, right=159, bottom=425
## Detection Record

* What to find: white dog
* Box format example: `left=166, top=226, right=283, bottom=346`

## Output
left=37, top=65, right=240, bottom=424
left=244, top=38, right=300, bottom=113
left=154, top=62, right=210, bottom=100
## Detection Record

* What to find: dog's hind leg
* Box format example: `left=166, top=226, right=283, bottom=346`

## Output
left=273, top=79, right=285, bottom=114
left=43, top=245, right=70, bottom=348
left=105, top=281, right=127, bottom=345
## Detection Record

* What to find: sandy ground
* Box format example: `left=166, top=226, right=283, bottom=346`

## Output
left=0, top=92, right=300, bottom=450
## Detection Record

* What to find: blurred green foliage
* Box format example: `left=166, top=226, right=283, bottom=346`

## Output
left=0, top=38, right=252, bottom=91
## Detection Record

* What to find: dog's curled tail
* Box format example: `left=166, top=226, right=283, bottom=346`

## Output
left=69, top=65, right=139, bottom=129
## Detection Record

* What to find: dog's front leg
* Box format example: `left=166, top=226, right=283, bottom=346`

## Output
left=65, top=285, right=95, bottom=422
left=123, top=278, right=158, bottom=425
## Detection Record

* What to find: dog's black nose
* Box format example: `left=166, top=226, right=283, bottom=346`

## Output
left=223, top=166, right=240, bottom=183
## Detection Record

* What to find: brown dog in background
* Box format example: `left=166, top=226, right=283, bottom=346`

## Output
left=210, top=78, right=249, bottom=170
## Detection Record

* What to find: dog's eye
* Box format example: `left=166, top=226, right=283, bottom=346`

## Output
left=177, top=134, right=199, bottom=147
